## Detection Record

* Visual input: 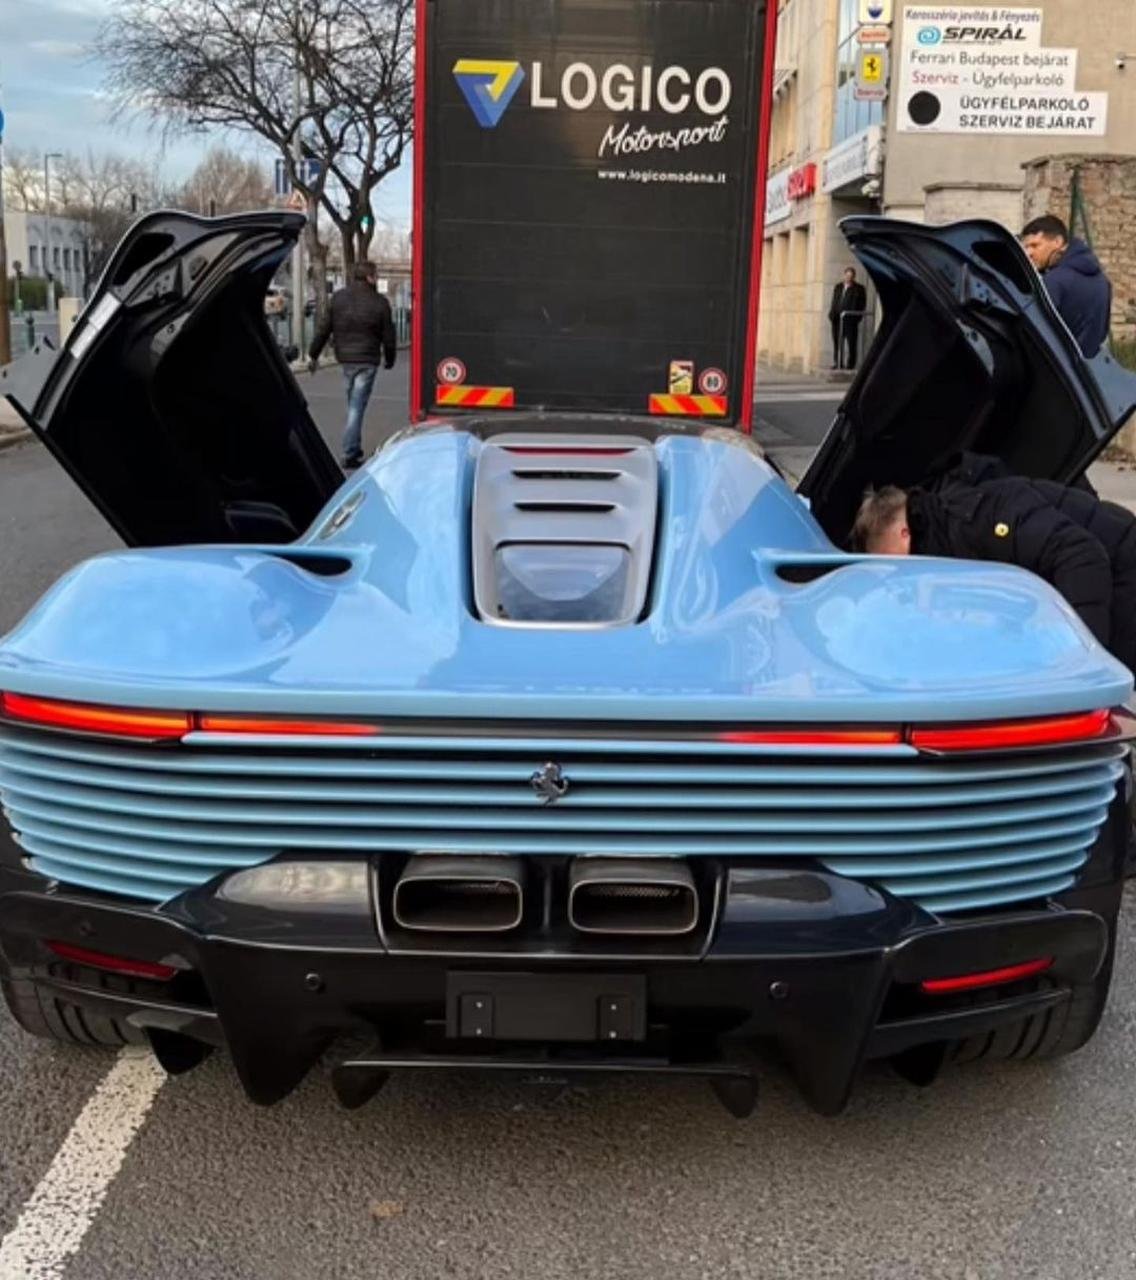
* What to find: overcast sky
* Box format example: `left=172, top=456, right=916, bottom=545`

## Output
left=3, top=0, right=412, bottom=227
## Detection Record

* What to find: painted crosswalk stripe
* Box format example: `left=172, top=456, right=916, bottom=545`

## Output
left=0, top=1049, right=166, bottom=1280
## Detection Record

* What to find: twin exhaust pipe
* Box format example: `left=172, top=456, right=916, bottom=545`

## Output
left=392, top=855, right=698, bottom=936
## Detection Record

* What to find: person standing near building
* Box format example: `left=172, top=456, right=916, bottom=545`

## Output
left=1019, top=215, right=1112, bottom=358
left=308, top=261, right=397, bottom=470
left=828, top=267, right=867, bottom=371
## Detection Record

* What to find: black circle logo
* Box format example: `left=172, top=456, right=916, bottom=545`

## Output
left=907, top=91, right=942, bottom=127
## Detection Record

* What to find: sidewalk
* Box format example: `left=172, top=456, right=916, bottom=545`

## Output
left=0, top=400, right=29, bottom=454
left=754, top=363, right=1136, bottom=514
left=760, top=432, right=1136, bottom=516
left=1088, top=453, right=1136, bottom=515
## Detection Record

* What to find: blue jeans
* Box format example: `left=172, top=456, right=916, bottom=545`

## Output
left=341, top=363, right=378, bottom=463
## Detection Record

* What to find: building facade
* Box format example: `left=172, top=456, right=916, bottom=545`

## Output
left=3, top=209, right=90, bottom=300
left=759, top=0, right=1136, bottom=376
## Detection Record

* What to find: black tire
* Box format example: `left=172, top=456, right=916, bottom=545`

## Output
left=949, top=944, right=1115, bottom=1067
left=1, top=977, right=146, bottom=1049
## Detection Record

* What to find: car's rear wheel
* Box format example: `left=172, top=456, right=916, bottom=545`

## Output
left=1, top=977, right=146, bottom=1048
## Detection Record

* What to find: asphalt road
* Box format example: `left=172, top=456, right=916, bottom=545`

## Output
left=2, top=370, right=1136, bottom=1279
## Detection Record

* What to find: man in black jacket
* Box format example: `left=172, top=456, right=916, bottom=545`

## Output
left=828, top=268, right=868, bottom=370
left=937, top=454, right=1136, bottom=670
left=309, top=261, right=398, bottom=469
left=850, top=481, right=1113, bottom=648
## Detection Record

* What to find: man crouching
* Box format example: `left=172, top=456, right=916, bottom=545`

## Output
left=850, top=482, right=1114, bottom=652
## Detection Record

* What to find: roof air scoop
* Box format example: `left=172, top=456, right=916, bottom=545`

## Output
left=471, top=434, right=659, bottom=628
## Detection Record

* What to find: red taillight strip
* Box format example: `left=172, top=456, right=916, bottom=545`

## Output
left=46, top=940, right=178, bottom=982
left=0, top=694, right=381, bottom=740
left=920, top=957, right=1053, bottom=995
left=718, top=729, right=903, bottom=746
left=0, top=690, right=1121, bottom=750
left=195, top=714, right=379, bottom=737
left=909, top=709, right=1113, bottom=753
left=0, top=692, right=190, bottom=739
left=502, top=446, right=633, bottom=456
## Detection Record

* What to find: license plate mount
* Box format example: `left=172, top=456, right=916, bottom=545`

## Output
left=446, top=971, right=647, bottom=1043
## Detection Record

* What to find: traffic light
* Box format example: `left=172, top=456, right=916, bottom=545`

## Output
left=359, top=211, right=374, bottom=234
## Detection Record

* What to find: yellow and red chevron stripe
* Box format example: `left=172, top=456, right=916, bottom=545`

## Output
left=649, top=393, right=728, bottom=417
left=435, top=385, right=516, bottom=409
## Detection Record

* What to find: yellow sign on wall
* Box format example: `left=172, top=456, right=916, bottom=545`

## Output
left=855, top=46, right=889, bottom=101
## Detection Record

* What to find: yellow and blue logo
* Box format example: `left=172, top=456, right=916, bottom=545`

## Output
left=452, top=59, right=525, bottom=128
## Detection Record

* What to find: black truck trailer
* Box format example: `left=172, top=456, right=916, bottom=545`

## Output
left=411, top=0, right=777, bottom=428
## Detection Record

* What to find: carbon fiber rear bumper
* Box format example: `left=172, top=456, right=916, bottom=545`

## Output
left=0, top=818, right=1124, bottom=1115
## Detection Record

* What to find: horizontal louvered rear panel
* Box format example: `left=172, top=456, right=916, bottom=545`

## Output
left=0, top=728, right=1124, bottom=912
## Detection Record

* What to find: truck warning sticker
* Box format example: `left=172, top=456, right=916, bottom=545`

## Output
left=698, top=367, right=727, bottom=395
left=668, top=360, right=695, bottom=396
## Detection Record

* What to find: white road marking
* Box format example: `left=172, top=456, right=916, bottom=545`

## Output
left=0, top=1049, right=166, bottom=1280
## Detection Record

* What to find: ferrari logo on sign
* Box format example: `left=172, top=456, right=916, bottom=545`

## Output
left=855, top=47, right=889, bottom=101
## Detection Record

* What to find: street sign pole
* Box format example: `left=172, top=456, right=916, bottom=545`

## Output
left=290, top=5, right=306, bottom=358
left=0, top=116, right=11, bottom=366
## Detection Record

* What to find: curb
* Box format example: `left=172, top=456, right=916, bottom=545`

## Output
left=0, top=428, right=33, bottom=454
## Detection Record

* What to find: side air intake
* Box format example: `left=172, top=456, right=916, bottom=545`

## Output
left=568, top=858, right=699, bottom=936
left=392, top=856, right=525, bottom=932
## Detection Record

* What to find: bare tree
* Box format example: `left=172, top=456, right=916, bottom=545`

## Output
left=3, top=148, right=45, bottom=212
left=180, top=146, right=274, bottom=215
left=96, top=0, right=414, bottom=328
left=368, top=223, right=411, bottom=263
left=58, top=152, right=170, bottom=288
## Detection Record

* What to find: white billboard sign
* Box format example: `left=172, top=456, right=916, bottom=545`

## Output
left=822, top=125, right=882, bottom=194
left=765, top=168, right=791, bottom=227
left=897, top=6, right=1108, bottom=135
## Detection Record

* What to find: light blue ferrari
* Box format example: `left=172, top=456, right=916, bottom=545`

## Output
left=0, top=211, right=1134, bottom=1116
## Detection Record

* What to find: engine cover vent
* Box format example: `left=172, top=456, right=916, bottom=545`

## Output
left=471, top=434, right=659, bottom=628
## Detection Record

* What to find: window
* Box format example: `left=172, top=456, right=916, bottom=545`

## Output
left=494, top=544, right=634, bottom=624
left=63, top=249, right=71, bottom=271
left=29, top=245, right=39, bottom=271
left=53, top=247, right=60, bottom=270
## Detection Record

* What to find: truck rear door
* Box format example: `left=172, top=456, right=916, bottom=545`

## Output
left=413, top=0, right=775, bottom=429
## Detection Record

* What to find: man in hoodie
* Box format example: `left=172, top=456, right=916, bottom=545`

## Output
left=1020, top=215, right=1112, bottom=358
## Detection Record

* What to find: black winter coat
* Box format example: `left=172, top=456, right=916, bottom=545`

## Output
left=938, top=450, right=1097, bottom=498
left=1014, top=479, right=1136, bottom=671
left=828, top=281, right=867, bottom=321
left=935, top=454, right=1134, bottom=668
left=309, top=282, right=397, bottom=368
left=907, top=480, right=1113, bottom=646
